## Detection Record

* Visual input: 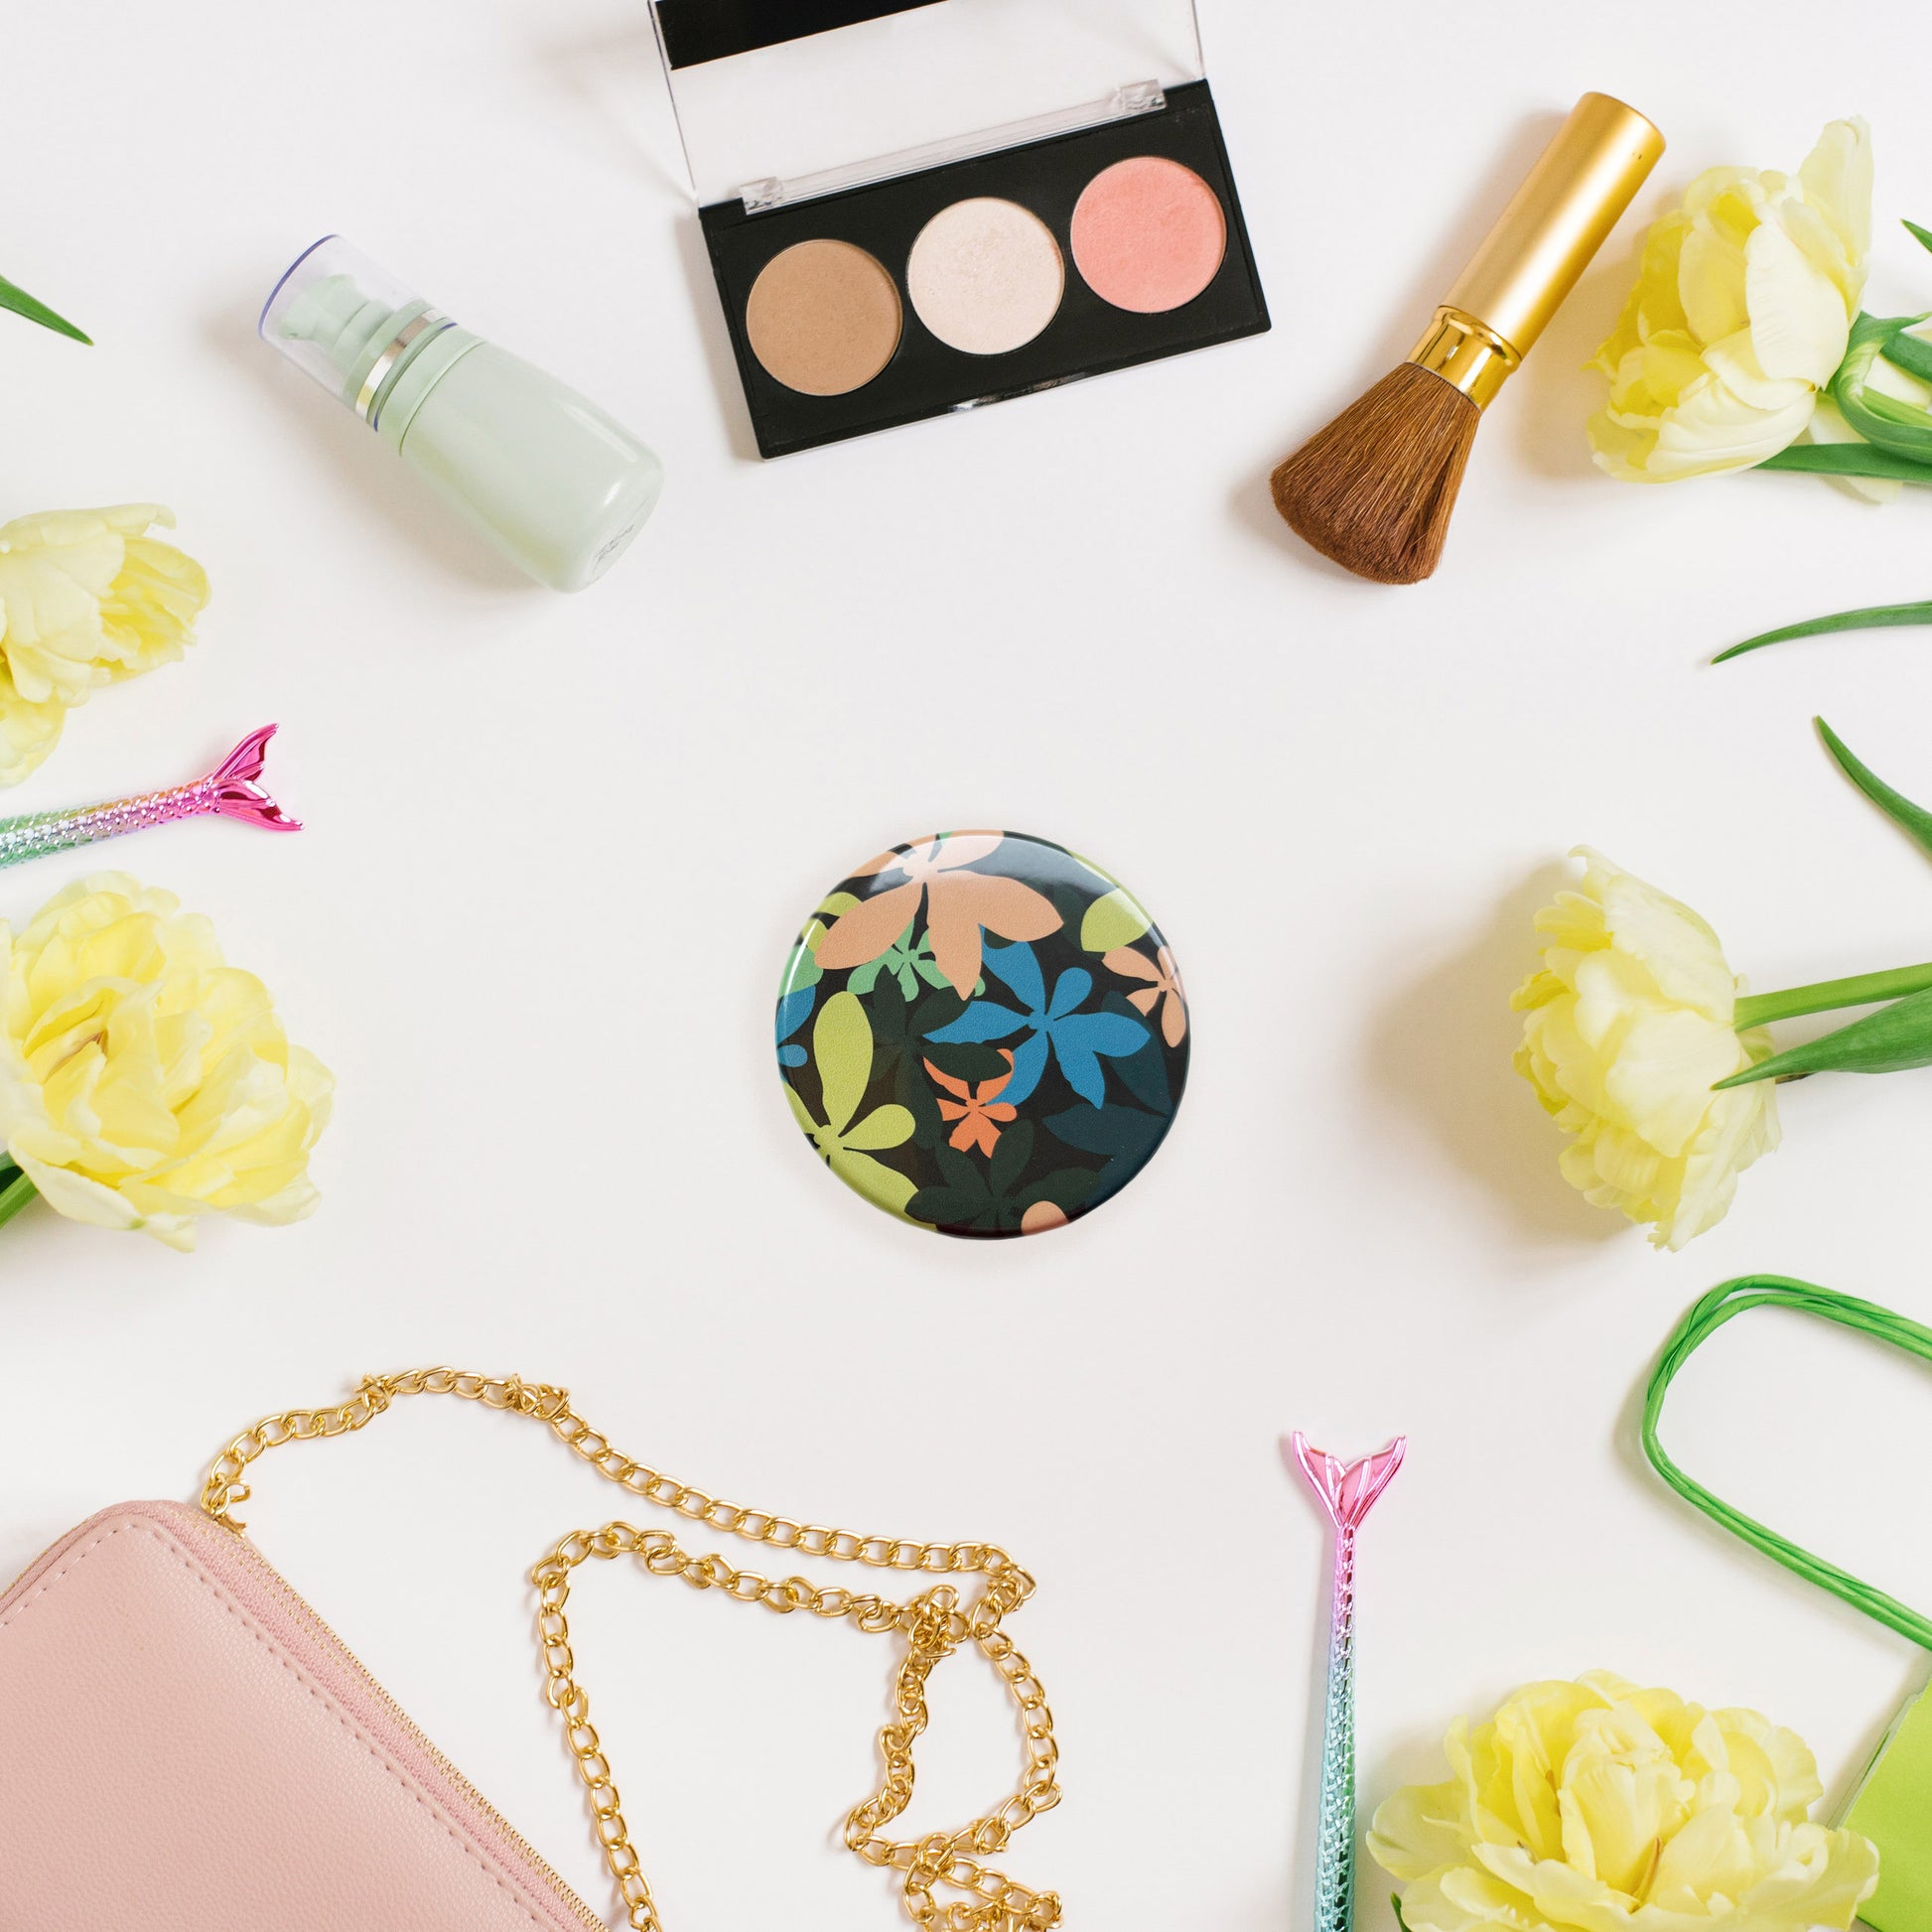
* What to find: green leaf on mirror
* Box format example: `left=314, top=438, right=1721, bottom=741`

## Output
left=1816, top=717, right=1932, bottom=860
left=1717, top=984, right=1932, bottom=1087
left=1079, top=886, right=1152, bottom=953
left=1715, top=600, right=1932, bottom=662
left=0, top=274, right=90, bottom=345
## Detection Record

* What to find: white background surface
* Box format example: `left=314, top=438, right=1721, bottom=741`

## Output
left=7, top=5, right=1932, bottom=1927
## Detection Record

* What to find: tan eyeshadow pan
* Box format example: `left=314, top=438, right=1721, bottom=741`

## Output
left=746, top=239, right=902, bottom=396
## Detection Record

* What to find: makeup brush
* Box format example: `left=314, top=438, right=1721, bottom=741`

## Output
left=1272, top=92, right=1663, bottom=584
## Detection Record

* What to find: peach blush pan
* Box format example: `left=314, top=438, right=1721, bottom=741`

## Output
left=1071, top=156, right=1227, bottom=315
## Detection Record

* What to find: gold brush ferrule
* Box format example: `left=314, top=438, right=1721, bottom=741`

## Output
left=1414, top=91, right=1664, bottom=400
left=1408, top=307, right=1521, bottom=410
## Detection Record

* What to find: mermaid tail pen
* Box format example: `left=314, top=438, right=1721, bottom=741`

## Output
left=0, top=725, right=299, bottom=869
left=1287, top=1432, right=1406, bottom=1932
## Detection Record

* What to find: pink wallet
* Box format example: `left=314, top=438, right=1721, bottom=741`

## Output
left=0, top=1498, right=605, bottom=1931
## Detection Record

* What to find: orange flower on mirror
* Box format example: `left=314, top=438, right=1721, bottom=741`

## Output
left=1105, top=945, right=1186, bottom=1046
left=923, top=1051, right=1019, bottom=1157
left=814, top=833, right=1061, bottom=996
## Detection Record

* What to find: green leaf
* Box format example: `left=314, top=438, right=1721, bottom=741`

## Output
left=1833, top=313, right=1932, bottom=463
left=1717, top=984, right=1932, bottom=1087
left=0, top=1164, right=37, bottom=1232
left=1393, top=1897, right=1412, bottom=1932
left=1883, top=328, right=1932, bottom=385
left=1079, top=887, right=1153, bottom=954
left=0, top=274, right=90, bottom=345
left=1715, top=601, right=1932, bottom=662
left=1816, top=717, right=1932, bottom=859
left=1906, top=218, right=1932, bottom=257
left=1757, top=442, right=1932, bottom=483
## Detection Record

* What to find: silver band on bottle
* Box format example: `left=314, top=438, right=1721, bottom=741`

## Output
left=354, top=309, right=454, bottom=425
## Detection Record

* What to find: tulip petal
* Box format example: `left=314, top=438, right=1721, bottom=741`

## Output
left=1744, top=214, right=1850, bottom=385
left=1797, top=117, right=1872, bottom=290
left=1679, top=215, right=1751, bottom=346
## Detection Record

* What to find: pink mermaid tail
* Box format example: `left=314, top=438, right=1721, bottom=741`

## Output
left=199, top=724, right=301, bottom=830
left=1291, top=1434, right=1406, bottom=1531
left=0, top=726, right=301, bottom=868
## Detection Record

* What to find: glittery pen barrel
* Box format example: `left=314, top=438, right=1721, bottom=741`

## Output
left=1288, top=1434, right=1408, bottom=1932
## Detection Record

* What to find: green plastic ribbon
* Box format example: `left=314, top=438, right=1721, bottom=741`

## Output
left=1643, top=1275, right=1932, bottom=1652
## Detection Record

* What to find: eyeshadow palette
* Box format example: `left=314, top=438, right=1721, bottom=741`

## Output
left=650, top=1, right=1268, bottom=457
left=703, top=82, right=1266, bottom=456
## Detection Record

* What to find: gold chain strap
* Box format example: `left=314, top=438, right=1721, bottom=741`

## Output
left=199, top=1370, right=1062, bottom=1932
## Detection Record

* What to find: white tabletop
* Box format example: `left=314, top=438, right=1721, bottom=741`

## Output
left=7, top=3, right=1932, bottom=1926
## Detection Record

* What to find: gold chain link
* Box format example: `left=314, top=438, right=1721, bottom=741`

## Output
left=200, top=1370, right=1061, bottom=1932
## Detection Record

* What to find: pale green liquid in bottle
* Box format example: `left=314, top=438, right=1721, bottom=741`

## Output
left=275, top=266, right=662, bottom=592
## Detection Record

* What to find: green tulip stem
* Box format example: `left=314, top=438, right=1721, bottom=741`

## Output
left=0, top=1162, right=38, bottom=1232
left=1734, top=962, right=1932, bottom=1031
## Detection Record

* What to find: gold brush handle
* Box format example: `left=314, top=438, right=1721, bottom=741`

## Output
left=1412, top=92, right=1664, bottom=408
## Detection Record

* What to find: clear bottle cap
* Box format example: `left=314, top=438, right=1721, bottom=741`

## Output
left=258, top=235, right=453, bottom=425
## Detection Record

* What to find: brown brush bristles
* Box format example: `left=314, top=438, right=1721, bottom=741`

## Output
left=1270, top=362, right=1480, bottom=585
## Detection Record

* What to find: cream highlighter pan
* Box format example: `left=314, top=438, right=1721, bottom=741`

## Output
left=1071, top=156, right=1227, bottom=315
left=906, top=198, right=1064, bottom=355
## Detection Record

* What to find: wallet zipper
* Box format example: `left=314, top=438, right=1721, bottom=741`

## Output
left=205, top=1514, right=610, bottom=1932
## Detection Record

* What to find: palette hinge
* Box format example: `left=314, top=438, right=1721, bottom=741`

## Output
left=737, top=79, right=1168, bottom=213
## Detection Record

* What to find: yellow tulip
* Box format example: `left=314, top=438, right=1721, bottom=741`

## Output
left=1372, top=1673, right=1879, bottom=1932
left=1513, top=850, right=1779, bottom=1249
left=0, top=874, right=332, bottom=1250
left=0, top=504, right=208, bottom=785
left=1589, top=120, right=1870, bottom=481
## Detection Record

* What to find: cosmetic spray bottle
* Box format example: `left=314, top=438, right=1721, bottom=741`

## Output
left=261, top=236, right=663, bottom=591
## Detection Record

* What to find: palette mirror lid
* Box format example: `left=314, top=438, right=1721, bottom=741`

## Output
left=649, top=0, right=1207, bottom=211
